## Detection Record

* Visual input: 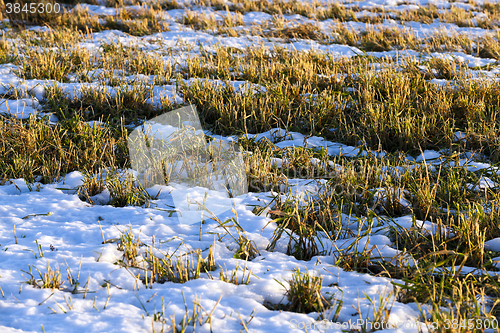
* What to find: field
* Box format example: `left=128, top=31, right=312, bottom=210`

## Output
left=1, top=0, right=500, bottom=331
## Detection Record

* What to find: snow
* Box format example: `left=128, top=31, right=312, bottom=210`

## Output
left=2, top=130, right=490, bottom=331
left=1, top=0, right=500, bottom=331
left=415, top=150, right=442, bottom=162
left=454, top=131, right=467, bottom=142
left=485, top=238, right=500, bottom=252
left=0, top=177, right=427, bottom=332
left=78, top=4, right=117, bottom=16
left=0, top=98, right=39, bottom=118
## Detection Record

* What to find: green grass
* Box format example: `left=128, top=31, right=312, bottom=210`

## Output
left=0, top=114, right=128, bottom=183
left=23, top=262, right=65, bottom=290
left=281, top=268, right=329, bottom=313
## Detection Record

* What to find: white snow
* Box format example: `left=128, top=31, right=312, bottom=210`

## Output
left=0, top=176, right=427, bottom=332
left=1, top=0, right=500, bottom=331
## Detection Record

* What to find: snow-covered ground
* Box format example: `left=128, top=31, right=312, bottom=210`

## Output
left=0, top=173, right=428, bottom=332
left=1, top=0, right=500, bottom=331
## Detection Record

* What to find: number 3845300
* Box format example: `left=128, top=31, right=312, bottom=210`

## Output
left=444, top=319, right=498, bottom=330
left=5, top=2, right=61, bottom=14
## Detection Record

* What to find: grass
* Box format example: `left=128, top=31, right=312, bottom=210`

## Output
left=23, top=262, right=64, bottom=290
left=146, top=250, right=209, bottom=284
left=76, top=169, right=106, bottom=204
left=6, top=35, right=500, bottom=158
left=116, top=227, right=144, bottom=267
left=0, top=114, right=128, bottom=183
left=143, top=245, right=218, bottom=285
left=167, top=293, right=222, bottom=333
left=113, top=229, right=219, bottom=286
left=17, top=47, right=91, bottom=82
left=2, top=0, right=500, bottom=330
left=105, top=169, right=160, bottom=207
left=2, top=1, right=170, bottom=36
left=269, top=268, right=330, bottom=313
left=218, top=261, right=253, bottom=285
left=200, top=206, right=260, bottom=261
left=42, top=82, right=176, bottom=127
left=259, top=150, right=500, bottom=324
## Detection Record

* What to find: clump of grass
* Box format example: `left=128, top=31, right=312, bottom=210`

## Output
left=334, top=234, right=382, bottom=275
left=10, top=2, right=169, bottom=36
left=426, top=57, right=464, bottom=80
left=396, top=4, right=485, bottom=28
left=116, top=227, right=144, bottom=267
left=19, top=26, right=87, bottom=48
left=180, top=10, right=218, bottom=31
left=101, top=14, right=170, bottom=36
left=76, top=168, right=160, bottom=207
left=23, top=262, right=64, bottom=290
left=0, top=37, right=17, bottom=64
left=76, top=169, right=106, bottom=204
left=319, top=2, right=357, bottom=21
left=274, top=268, right=329, bottom=313
left=477, top=37, right=500, bottom=60
left=59, top=5, right=101, bottom=31
left=116, top=236, right=219, bottom=287
left=222, top=7, right=245, bottom=28
left=268, top=21, right=329, bottom=43
left=267, top=193, right=324, bottom=261
left=216, top=212, right=260, bottom=261
left=229, top=219, right=260, bottom=261
left=179, top=72, right=340, bottom=136
left=330, top=23, right=419, bottom=51
left=402, top=154, right=491, bottom=222
left=177, top=8, right=244, bottom=37
left=17, top=47, right=92, bottom=82
left=194, top=204, right=260, bottom=261
left=144, top=248, right=216, bottom=285
left=199, top=0, right=359, bottom=22
left=157, top=0, right=181, bottom=10
left=106, top=170, right=160, bottom=207
left=203, top=243, right=217, bottom=273
left=238, top=137, right=335, bottom=193
left=18, top=41, right=172, bottom=83
left=97, top=42, right=174, bottom=80
left=177, top=45, right=500, bottom=159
